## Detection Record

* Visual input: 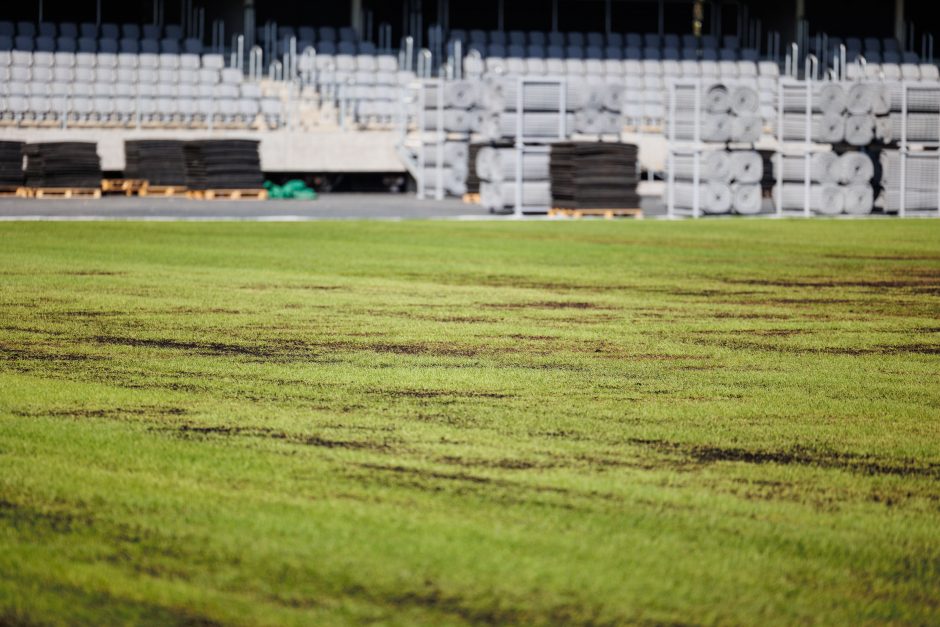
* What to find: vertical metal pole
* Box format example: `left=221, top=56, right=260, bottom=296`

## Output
left=895, top=0, right=906, bottom=49
left=693, top=80, right=701, bottom=218
left=776, top=80, right=783, bottom=216
left=668, top=81, right=676, bottom=219
left=551, top=0, right=558, bottom=33
left=605, top=0, right=612, bottom=36
left=436, top=78, right=444, bottom=200
left=899, top=83, right=907, bottom=217
left=96, top=0, right=101, bottom=26
left=497, top=0, right=504, bottom=32
left=418, top=82, right=426, bottom=199
left=515, top=76, right=523, bottom=217
left=804, top=70, right=812, bottom=217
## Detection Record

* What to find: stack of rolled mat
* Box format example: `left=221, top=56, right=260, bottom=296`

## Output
left=422, top=141, right=469, bottom=197
left=0, top=141, right=24, bottom=187
left=124, top=140, right=187, bottom=186
left=882, top=85, right=940, bottom=142
left=418, top=81, right=482, bottom=132
left=772, top=151, right=874, bottom=214
left=183, top=140, right=263, bottom=190
left=24, top=142, right=101, bottom=189
left=873, top=149, right=939, bottom=212
left=550, top=142, right=640, bottom=209
left=666, top=83, right=762, bottom=143
left=779, top=82, right=887, bottom=146
left=476, top=146, right=551, bottom=211
left=670, top=149, right=763, bottom=214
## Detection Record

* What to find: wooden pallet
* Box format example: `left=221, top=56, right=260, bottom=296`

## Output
left=29, top=188, right=102, bottom=199
left=0, top=186, right=29, bottom=198
left=192, top=189, right=269, bottom=200
left=548, top=207, right=644, bottom=220
left=139, top=185, right=189, bottom=198
left=101, top=179, right=148, bottom=196
left=462, top=192, right=481, bottom=204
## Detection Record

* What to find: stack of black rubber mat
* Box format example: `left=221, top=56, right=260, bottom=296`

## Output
left=24, top=142, right=102, bottom=189
left=0, top=141, right=24, bottom=187
left=183, top=140, right=264, bottom=190
left=124, top=140, right=188, bottom=186
left=550, top=142, right=640, bottom=208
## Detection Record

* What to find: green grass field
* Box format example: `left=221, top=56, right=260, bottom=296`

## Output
left=1, top=219, right=939, bottom=625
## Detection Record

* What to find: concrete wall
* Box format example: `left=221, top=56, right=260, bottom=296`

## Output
left=0, top=127, right=404, bottom=173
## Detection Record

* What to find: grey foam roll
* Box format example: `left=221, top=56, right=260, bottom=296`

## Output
left=422, top=167, right=467, bottom=197
left=673, top=181, right=733, bottom=214
left=729, top=151, right=763, bottom=184
left=876, top=189, right=939, bottom=211
left=671, top=151, right=733, bottom=182
left=422, top=141, right=469, bottom=168
left=482, top=77, right=600, bottom=112
left=843, top=184, right=874, bottom=215
left=475, top=148, right=550, bottom=182
left=480, top=180, right=551, bottom=209
left=479, top=112, right=576, bottom=140
left=603, top=83, right=624, bottom=112
left=886, top=85, right=940, bottom=113
left=731, top=115, right=762, bottom=143
left=877, top=150, right=940, bottom=189
left=730, top=85, right=759, bottom=115
left=777, top=153, right=841, bottom=184
left=871, top=84, right=890, bottom=116
left=846, top=83, right=874, bottom=115
left=837, top=152, right=874, bottom=185
left=705, top=84, right=731, bottom=114
left=701, top=114, right=733, bottom=142
left=844, top=114, right=875, bottom=146
left=780, top=113, right=844, bottom=143
left=420, top=109, right=475, bottom=132
left=732, top=183, right=763, bottom=214
left=887, top=113, right=940, bottom=142
left=774, top=183, right=845, bottom=214
left=781, top=83, right=845, bottom=114
left=445, top=80, right=481, bottom=109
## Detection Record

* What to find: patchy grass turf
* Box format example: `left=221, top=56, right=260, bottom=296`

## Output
left=1, top=219, right=939, bottom=625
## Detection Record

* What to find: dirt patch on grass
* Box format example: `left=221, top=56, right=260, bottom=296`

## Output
left=62, top=270, right=125, bottom=277
left=628, top=439, right=940, bottom=479
left=726, top=277, right=940, bottom=292
left=174, top=424, right=394, bottom=451
left=373, top=388, right=512, bottom=400
left=15, top=406, right=187, bottom=419
left=487, top=301, right=610, bottom=310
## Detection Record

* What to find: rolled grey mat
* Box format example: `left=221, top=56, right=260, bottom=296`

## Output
left=705, top=84, right=731, bottom=114
left=774, top=183, right=845, bottom=214
left=777, top=152, right=841, bottom=184
left=877, top=150, right=940, bottom=189
left=730, top=85, right=760, bottom=115
left=444, top=80, right=481, bottom=109
left=480, top=112, right=576, bottom=140
left=701, top=114, right=733, bottom=142
left=422, top=167, right=468, bottom=197
left=887, top=113, right=940, bottom=142
left=780, top=113, right=845, bottom=143
left=424, top=142, right=470, bottom=169
left=781, top=83, right=845, bottom=114
left=421, top=109, right=474, bottom=132
left=846, top=83, right=874, bottom=115
left=844, top=114, right=875, bottom=146
left=673, top=181, right=733, bottom=214
left=475, top=148, right=550, bottom=182
left=671, top=150, right=732, bottom=182
left=732, top=183, right=763, bottom=214
left=837, top=152, right=874, bottom=185
left=871, top=84, right=890, bottom=116
left=480, top=180, right=552, bottom=209
left=886, top=85, right=940, bottom=113
left=574, top=108, right=609, bottom=134
left=876, top=189, right=938, bottom=211
left=482, top=77, right=601, bottom=112
left=731, top=115, right=762, bottom=143
left=603, top=83, right=625, bottom=112
left=843, top=184, right=874, bottom=215
left=729, top=151, right=763, bottom=184
left=874, top=115, right=893, bottom=143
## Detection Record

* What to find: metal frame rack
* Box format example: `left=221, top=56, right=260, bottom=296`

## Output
left=513, top=76, right=567, bottom=217
left=896, top=82, right=940, bottom=218
left=774, top=71, right=821, bottom=218
left=666, top=78, right=704, bottom=218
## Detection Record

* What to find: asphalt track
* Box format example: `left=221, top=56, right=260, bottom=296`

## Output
left=0, top=194, right=670, bottom=221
